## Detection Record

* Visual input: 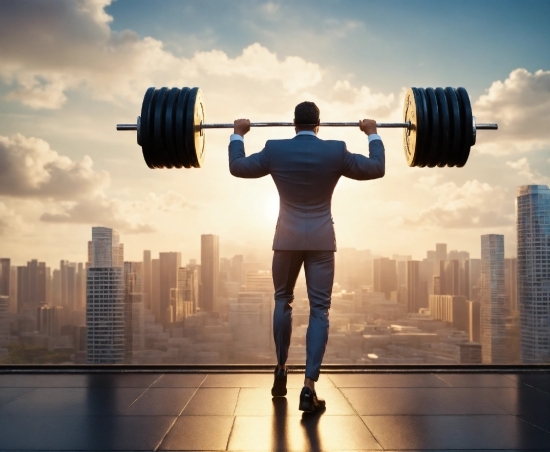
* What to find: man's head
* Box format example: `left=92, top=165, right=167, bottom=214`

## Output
left=294, top=101, right=320, bottom=133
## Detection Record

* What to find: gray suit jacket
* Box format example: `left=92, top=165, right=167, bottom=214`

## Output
left=229, top=134, right=385, bottom=251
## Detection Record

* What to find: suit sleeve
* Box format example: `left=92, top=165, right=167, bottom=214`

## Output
left=228, top=139, right=269, bottom=178
left=342, top=138, right=385, bottom=181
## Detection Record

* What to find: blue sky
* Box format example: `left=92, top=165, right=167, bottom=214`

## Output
left=0, top=0, right=549, bottom=266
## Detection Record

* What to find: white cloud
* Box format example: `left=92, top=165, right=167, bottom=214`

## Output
left=0, top=1, right=323, bottom=108
left=505, top=157, right=549, bottom=183
left=0, top=133, right=109, bottom=199
left=393, top=179, right=514, bottom=229
left=0, top=202, right=29, bottom=236
left=474, top=68, right=550, bottom=155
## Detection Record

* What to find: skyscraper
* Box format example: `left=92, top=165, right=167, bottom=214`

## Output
left=435, top=243, right=447, bottom=272
left=406, top=260, right=421, bottom=313
left=0, top=258, right=10, bottom=298
left=142, top=250, right=152, bottom=310
left=373, top=258, right=396, bottom=300
left=517, top=185, right=550, bottom=363
left=480, top=234, right=507, bottom=364
left=124, top=261, right=144, bottom=358
left=159, top=252, right=181, bottom=326
left=201, top=234, right=219, bottom=312
left=87, top=227, right=125, bottom=364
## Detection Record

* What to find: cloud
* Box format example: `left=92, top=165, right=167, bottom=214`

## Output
left=39, top=190, right=194, bottom=234
left=0, top=133, right=109, bottom=199
left=0, top=0, right=323, bottom=108
left=39, top=197, right=156, bottom=234
left=392, top=179, right=514, bottom=229
left=505, top=157, right=549, bottom=184
left=473, top=68, right=550, bottom=155
left=0, top=202, right=28, bottom=236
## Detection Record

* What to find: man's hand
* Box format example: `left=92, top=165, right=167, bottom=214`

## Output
left=359, top=119, right=377, bottom=136
left=234, top=119, right=251, bottom=137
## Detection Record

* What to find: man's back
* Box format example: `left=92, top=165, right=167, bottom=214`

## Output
left=229, top=132, right=384, bottom=250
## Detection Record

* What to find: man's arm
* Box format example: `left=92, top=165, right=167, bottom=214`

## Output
left=228, top=118, right=269, bottom=178
left=342, top=119, right=385, bottom=180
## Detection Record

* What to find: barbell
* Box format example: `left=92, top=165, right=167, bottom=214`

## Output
left=116, top=86, right=497, bottom=169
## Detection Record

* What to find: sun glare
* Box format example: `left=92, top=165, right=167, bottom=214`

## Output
left=264, top=193, right=280, bottom=221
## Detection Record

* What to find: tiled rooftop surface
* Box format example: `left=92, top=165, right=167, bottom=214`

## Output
left=0, top=370, right=550, bottom=451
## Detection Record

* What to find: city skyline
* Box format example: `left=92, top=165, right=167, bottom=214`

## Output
left=0, top=1, right=549, bottom=265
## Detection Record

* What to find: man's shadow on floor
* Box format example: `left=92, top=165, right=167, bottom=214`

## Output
left=271, top=397, right=325, bottom=451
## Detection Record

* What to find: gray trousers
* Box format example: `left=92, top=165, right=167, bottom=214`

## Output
left=272, top=250, right=334, bottom=381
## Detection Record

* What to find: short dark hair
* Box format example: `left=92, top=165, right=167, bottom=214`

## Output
left=294, top=101, right=320, bottom=129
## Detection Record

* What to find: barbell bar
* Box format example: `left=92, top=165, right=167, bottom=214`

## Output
left=116, top=86, right=498, bottom=169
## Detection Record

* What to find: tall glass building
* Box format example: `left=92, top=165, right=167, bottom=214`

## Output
left=480, top=234, right=506, bottom=363
left=517, top=185, right=550, bottom=363
left=87, top=227, right=125, bottom=364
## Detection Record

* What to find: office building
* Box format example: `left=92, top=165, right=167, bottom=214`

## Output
left=87, top=227, right=125, bottom=364
left=406, top=261, right=423, bottom=313
left=0, top=258, right=10, bottom=298
left=429, top=295, right=469, bottom=332
left=504, top=257, right=518, bottom=313
left=124, top=262, right=144, bottom=357
left=480, top=234, right=507, bottom=364
left=373, top=258, right=397, bottom=300
left=143, top=250, right=152, bottom=310
left=0, top=295, right=9, bottom=345
left=201, top=234, right=219, bottom=312
left=517, top=185, right=550, bottom=362
left=151, top=258, right=160, bottom=321
left=159, top=252, right=181, bottom=326
left=37, top=305, right=63, bottom=337
left=467, top=300, right=481, bottom=342
left=459, top=342, right=482, bottom=364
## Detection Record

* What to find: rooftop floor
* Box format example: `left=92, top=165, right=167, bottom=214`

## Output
left=0, top=369, right=549, bottom=451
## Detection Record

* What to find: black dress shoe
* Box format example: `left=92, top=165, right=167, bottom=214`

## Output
left=299, top=386, right=326, bottom=412
left=271, top=367, right=287, bottom=397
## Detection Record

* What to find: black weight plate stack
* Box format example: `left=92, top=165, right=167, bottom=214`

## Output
left=424, top=88, right=440, bottom=167
left=153, top=87, right=171, bottom=168
left=140, top=87, right=156, bottom=169
left=434, top=87, right=450, bottom=167
left=402, top=88, right=419, bottom=167
left=185, top=87, right=206, bottom=168
left=164, top=87, right=182, bottom=169
left=444, top=87, right=461, bottom=167
left=456, top=87, right=473, bottom=167
left=175, top=87, right=192, bottom=168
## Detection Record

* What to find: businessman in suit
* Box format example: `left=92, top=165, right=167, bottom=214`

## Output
left=228, top=102, right=385, bottom=412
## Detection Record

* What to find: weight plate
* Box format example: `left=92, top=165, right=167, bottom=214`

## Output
left=456, top=87, right=473, bottom=167
left=434, top=87, right=450, bottom=167
left=140, top=87, right=156, bottom=169
left=153, top=87, right=171, bottom=168
left=424, top=88, right=440, bottom=168
left=402, top=88, right=420, bottom=167
left=444, top=87, right=461, bottom=167
left=175, top=87, right=192, bottom=168
left=164, top=87, right=182, bottom=168
left=415, top=87, right=429, bottom=167
left=185, top=87, right=206, bottom=168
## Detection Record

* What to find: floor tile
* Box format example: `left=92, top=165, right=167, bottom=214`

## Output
left=228, top=414, right=381, bottom=451
left=0, top=374, right=90, bottom=388
left=0, top=387, right=36, bottom=406
left=0, top=387, right=144, bottom=416
left=437, top=373, right=520, bottom=387
left=328, top=373, right=450, bottom=388
left=123, top=388, right=197, bottom=416
left=152, top=374, right=206, bottom=388
left=158, top=415, right=234, bottom=451
left=514, top=373, right=550, bottom=394
left=235, top=387, right=355, bottom=416
left=201, top=373, right=333, bottom=388
left=362, top=414, right=550, bottom=450
left=340, top=387, right=508, bottom=415
left=474, top=386, right=550, bottom=416
left=181, top=387, right=239, bottom=415
left=0, top=415, right=175, bottom=450
left=83, top=373, right=163, bottom=388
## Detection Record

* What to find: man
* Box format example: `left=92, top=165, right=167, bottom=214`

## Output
left=228, top=102, right=385, bottom=412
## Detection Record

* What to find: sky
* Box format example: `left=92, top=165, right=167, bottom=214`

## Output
left=0, top=0, right=549, bottom=266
